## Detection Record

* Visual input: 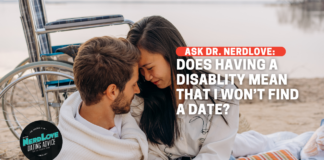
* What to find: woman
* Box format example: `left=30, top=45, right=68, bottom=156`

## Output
left=127, top=16, right=239, bottom=160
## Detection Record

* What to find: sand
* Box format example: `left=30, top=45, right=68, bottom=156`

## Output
left=0, top=77, right=323, bottom=159
left=238, top=78, right=324, bottom=134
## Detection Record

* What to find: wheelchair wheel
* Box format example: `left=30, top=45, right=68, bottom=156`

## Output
left=15, top=58, right=30, bottom=68
left=0, top=61, right=74, bottom=142
left=0, top=58, right=29, bottom=91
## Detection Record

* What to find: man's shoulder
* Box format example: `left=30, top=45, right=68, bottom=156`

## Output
left=59, top=91, right=82, bottom=123
left=62, top=91, right=82, bottom=107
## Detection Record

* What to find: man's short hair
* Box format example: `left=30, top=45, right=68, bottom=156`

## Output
left=73, top=36, right=140, bottom=106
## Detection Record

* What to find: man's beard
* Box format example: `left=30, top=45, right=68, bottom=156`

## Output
left=111, top=92, right=133, bottom=114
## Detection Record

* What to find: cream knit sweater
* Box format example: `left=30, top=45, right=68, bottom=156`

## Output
left=55, top=92, right=148, bottom=160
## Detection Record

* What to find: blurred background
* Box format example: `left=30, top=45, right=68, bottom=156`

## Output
left=0, top=0, right=324, bottom=139
left=0, top=0, right=323, bottom=78
left=0, top=1, right=323, bottom=158
left=0, top=1, right=323, bottom=159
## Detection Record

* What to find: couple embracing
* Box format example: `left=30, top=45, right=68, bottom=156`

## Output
left=55, top=16, right=239, bottom=160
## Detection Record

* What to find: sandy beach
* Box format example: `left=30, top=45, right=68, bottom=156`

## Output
left=0, top=77, right=323, bottom=159
left=239, top=78, right=324, bottom=134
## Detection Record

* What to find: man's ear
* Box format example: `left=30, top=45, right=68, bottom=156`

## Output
left=104, top=84, right=120, bottom=101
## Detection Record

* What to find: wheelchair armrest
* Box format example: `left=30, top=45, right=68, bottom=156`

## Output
left=45, top=14, right=124, bottom=30
left=36, top=15, right=133, bottom=34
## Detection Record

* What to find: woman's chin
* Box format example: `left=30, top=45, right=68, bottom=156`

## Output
left=156, top=83, right=168, bottom=89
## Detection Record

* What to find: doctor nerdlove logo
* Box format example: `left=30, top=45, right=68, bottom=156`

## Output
left=23, top=132, right=59, bottom=150
left=20, top=120, right=63, bottom=160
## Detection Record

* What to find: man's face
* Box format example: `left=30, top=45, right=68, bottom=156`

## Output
left=111, top=64, right=140, bottom=114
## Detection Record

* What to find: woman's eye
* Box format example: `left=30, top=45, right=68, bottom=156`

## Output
left=140, top=69, right=144, bottom=75
left=148, top=67, right=153, bottom=70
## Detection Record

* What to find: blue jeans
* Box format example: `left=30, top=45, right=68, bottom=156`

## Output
left=229, top=155, right=236, bottom=160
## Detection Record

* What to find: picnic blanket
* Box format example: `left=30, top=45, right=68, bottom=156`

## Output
left=237, top=149, right=297, bottom=160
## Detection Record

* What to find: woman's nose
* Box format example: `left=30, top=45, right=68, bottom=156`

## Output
left=143, top=70, right=153, bottom=81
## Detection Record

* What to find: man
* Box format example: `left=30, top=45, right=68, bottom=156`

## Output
left=56, top=36, right=148, bottom=160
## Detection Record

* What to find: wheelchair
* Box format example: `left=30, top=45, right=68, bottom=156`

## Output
left=0, top=0, right=133, bottom=157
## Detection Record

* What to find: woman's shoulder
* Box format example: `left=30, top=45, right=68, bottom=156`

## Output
left=130, top=95, right=145, bottom=124
left=130, top=95, right=144, bottom=109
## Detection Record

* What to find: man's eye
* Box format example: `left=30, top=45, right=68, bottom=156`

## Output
left=148, top=67, right=153, bottom=70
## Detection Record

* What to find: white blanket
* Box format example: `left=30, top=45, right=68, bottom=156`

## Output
left=55, top=91, right=148, bottom=160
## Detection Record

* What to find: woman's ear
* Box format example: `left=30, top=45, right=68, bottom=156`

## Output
left=104, top=84, right=120, bottom=101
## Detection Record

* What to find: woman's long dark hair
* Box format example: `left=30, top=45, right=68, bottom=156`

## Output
left=127, top=16, right=228, bottom=147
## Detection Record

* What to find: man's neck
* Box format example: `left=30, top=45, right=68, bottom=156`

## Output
left=79, top=101, right=115, bottom=130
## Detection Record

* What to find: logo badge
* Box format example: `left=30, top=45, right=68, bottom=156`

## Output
left=20, top=120, right=63, bottom=160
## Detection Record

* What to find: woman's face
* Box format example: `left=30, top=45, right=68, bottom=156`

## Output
left=138, top=47, right=171, bottom=89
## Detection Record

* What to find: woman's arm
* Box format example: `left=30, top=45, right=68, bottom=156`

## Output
left=194, top=84, right=240, bottom=160
left=147, top=144, right=169, bottom=160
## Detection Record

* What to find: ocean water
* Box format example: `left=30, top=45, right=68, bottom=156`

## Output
left=0, top=1, right=323, bottom=78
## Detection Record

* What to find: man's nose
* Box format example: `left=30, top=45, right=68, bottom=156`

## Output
left=134, top=83, right=140, bottom=94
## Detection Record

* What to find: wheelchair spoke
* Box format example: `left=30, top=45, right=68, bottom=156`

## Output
left=0, top=110, right=28, bottom=124
left=3, top=108, right=46, bottom=120
left=0, top=140, right=19, bottom=145
left=5, top=95, right=46, bottom=118
left=0, top=119, right=29, bottom=125
left=22, top=80, right=41, bottom=108
left=12, top=106, right=47, bottom=122
left=2, top=108, right=29, bottom=124
left=14, top=85, right=46, bottom=116
left=9, top=102, right=31, bottom=124
left=32, top=70, right=42, bottom=108
left=0, top=126, right=21, bottom=131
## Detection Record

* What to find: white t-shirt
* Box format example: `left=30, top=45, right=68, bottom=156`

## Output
left=131, top=83, right=240, bottom=160
left=75, top=103, right=122, bottom=139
